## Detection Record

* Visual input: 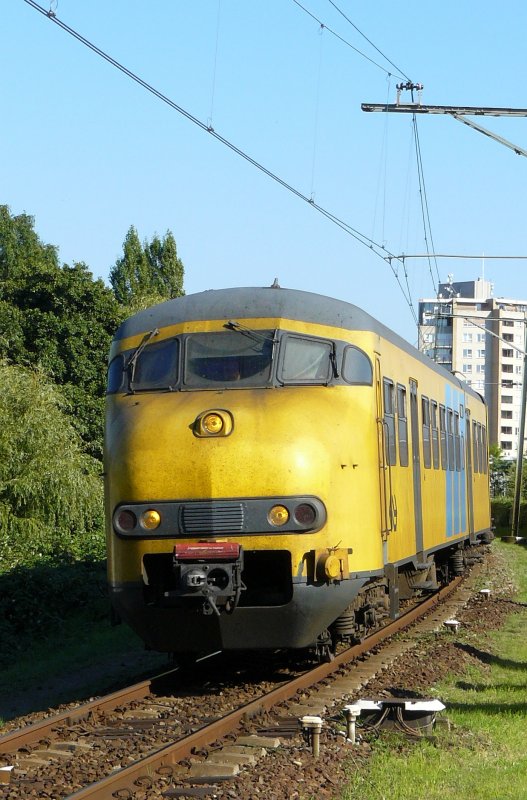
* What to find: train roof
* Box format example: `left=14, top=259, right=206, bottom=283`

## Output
left=114, top=286, right=484, bottom=403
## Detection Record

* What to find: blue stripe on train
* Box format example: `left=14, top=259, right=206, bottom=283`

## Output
left=445, top=385, right=467, bottom=538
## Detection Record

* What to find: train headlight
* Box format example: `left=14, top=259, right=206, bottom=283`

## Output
left=115, top=509, right=137, bottom=532
left=268, top=504, right=290, bottom=526
left=194, top=409, right=233, bottom=437
left=202, top=413, right=224, bottom=434
left=294, top=503, right=317, bottom=526
left=141, top=509, right=161, bottom=530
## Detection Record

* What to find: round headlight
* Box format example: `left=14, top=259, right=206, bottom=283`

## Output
left=202, top=413, right=224, bottom=434
left=116, top=509, right=137, bottom=531
left=141, top=509, right=161, bottom=530
left=294, top=503, right=317, bottom=527
left=268, top=504, right=290, bottom=527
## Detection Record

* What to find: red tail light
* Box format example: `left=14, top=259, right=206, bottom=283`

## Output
left=173, top=543, right=241, bottom=561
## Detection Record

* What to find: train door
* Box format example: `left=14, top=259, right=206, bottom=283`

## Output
left=409, top=379, right=424, bottom=559
left=465, top=407, right=475, bottom=541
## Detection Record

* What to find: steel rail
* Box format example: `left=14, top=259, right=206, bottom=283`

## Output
left=0, top=667, right=180, bottom=754
left=64, top=576, right=463, bottom=800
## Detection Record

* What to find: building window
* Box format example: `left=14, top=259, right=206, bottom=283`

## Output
left=463, top=364, right=473, bottom=373
left=502, top=380, right=514, bottom=388
left=463, top=333, right=473, bottom=342
left=502, top=364, right=513, bottom=373
left=502, top=409, right=513, bottom=419
left=477, top=333, right=486, bottom=342
left=463, top=348, right=472, bottom=358
left=502, top=395, right=513, bottom=404
left=502, top=441, right=513, bottom=451
left=476, top=364, right=485, bottom=373
left=502, top=349, right=514, bottom=358
left=477, top=349, right=485, bottom=358
left=502, top=320, right=514, bottom=327
left=501, top=426, right=512, bottom=435
left=503, top=333, right=514, bottom=342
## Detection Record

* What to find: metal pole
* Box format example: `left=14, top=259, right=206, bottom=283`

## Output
left=511, top=317, right=527, bottom=538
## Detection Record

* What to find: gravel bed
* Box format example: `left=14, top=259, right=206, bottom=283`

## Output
left=1, top=547, right=521, bottom=800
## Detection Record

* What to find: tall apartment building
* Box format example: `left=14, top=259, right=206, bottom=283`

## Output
left=418, top=278, right=527, bottom=458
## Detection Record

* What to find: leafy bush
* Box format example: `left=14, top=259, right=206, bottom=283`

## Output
left=0, top=560, right=107, bottom=667
left=0, top=362, right=104, bottom=572
left=491, top=497, right=527, bottom=534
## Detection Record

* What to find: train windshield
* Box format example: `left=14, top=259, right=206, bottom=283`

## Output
left=130, top=337, right=179, bottom=391
left=184, top=330, right=274, bottom=388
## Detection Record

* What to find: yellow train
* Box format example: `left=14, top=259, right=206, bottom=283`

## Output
left=105, top=287, right=492, bottom=660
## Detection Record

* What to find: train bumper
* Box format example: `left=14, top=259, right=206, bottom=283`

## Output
left=109, top=576, right=367, bottom=653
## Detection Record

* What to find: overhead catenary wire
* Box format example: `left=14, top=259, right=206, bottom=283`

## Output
left=314, top=0, right=440, bottom=305
left=290, top=0, right=406, bottom=80
left=23, top=0, right=420, bottom=323
left=325, top=0, right=412, bottom=82
left=412, top=115, right=441, bottom=293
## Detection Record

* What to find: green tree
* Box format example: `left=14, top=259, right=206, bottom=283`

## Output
left=489, top=444, right=511, bottom=497
left=0, top=206, right=123, bottom=458
left=110, top=225, right=184, bottom=308
left=0, top=363, right=103, bottom=571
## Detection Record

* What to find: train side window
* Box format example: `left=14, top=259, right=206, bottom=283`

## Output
left=482, top=425, right=488, bottom=473
left=131, top=338, right=180, bottom=391
left=107, top=353, right=126, bottom=394
left=280, top=336, right=332, bottom=384
left=454, top=412, right=461, bottom=471
left=477, top=422, right=483, bottom=475
left=383, top=378, right=397, bottom=466
left=431, top=400, right=439, bottom=469
left=397, top=384, right=408, bottom=467
left=342, top=346, right=373, bottom=385
left=473, top=420, right=479, bottom=473
left=439, top=404, right=447, bottom=470
left=447, top=409, right=455, bottom=471
left=421, top=397, right=431, bottom=469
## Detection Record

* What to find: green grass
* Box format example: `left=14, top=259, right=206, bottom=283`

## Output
left=341, top=541, right=527, bottom=800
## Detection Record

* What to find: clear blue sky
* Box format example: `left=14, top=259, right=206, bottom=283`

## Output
left=3, top=0, right=526, bottom=344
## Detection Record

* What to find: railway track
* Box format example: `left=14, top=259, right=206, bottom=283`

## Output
left=0, top=565, right=487, bottom=800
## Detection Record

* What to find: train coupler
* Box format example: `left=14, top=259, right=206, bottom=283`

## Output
left=172, top=542, right=245, bottom=616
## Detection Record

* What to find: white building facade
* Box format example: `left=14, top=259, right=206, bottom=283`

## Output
left=418, top=278, right=527, bottom=459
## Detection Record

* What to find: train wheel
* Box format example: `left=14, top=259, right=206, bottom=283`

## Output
left=315, top=629, right=335, bottom=663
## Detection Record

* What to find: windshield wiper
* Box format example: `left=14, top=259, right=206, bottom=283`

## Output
left=224, top=320, right=277, bottom=344
left=127, top=328, right=159, bottom=392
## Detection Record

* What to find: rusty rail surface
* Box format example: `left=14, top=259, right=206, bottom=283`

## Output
left=64, top=576, right=463, bottom=800
left=0, top=667, right=180, bottom=754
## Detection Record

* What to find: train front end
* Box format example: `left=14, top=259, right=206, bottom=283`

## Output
left=105, top=289, right=380, bottom=656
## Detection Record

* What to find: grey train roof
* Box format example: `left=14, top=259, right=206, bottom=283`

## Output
left=113, top=286, right=483, bottom=403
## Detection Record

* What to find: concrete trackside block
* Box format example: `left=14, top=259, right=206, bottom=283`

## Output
left=187, top=762, right=240, bottom=778
left=222, top=745, right=267, bottom=757
left=235, top=735, right=281, bottom=748
left=53, top=741, right=93, bottom=752
left=207, top=752, right=257, bottom=766
left=32, top=749, right=73, bottom=761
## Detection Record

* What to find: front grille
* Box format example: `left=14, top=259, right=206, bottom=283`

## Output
left=181, top=502, right=245, bottom=534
